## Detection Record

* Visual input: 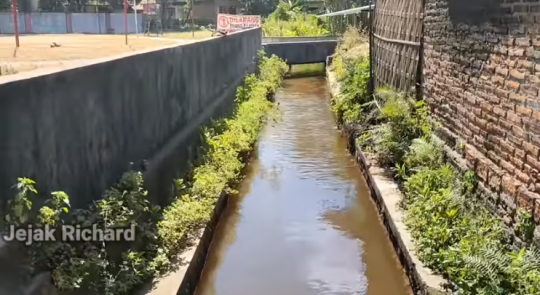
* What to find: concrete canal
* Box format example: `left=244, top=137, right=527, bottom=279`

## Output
left=193, top=77, right=413, bottom=295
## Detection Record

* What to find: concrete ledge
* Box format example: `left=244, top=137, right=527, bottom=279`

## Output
left=326, top=70, right=448, bottom=295
left=139, top=190, right=231, bottom=295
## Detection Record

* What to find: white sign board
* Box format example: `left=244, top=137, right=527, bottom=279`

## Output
left=217, top=14, right=261, bottom=33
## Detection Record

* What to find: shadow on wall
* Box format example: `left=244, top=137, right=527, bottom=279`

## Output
left=447, top=0, right=502, bottom=25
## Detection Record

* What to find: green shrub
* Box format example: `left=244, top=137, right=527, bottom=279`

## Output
left=327, top=56, right=540, bottom=292
left=6, top=52, right=288, bottom=295
left=262, top=2, right=329, bottom=37
left=332, top=56, right=370, bottom=123
left=331, top=26, right=368, bottom=80
left=363, top=90, right=430, bottom=166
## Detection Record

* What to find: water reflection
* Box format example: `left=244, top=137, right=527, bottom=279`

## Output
left=194, top=77, right=412, bottom=295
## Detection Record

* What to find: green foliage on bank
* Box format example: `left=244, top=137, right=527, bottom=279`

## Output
left=5, top=52, right=288, bottom=295
left=330, top=31, right=540, bottom=294
left=262, top=1, right=329, bottom=37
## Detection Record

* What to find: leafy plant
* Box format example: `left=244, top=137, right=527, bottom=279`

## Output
left=328, top=53, right=540, bottom=293
left=262, top=2, right=329, bottom=37
left=6, top=53, right=288, bottom=295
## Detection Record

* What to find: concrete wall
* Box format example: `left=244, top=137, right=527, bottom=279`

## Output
left=0, top=12, right=143, bottom=34
left=0, top=28, right=262, bottom=208
left=263, top=39, right=337, bottom=64
left=424, top=0, right=540, bottom=245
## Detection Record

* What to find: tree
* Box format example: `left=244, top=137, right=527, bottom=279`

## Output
left=38, top=0, right=67, bottom=12
left=0, top=0, right=10, bottom=11
left=241, top=0, right=277, bottom=16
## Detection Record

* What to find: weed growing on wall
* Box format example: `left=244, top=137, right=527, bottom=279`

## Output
left=5, top=52, right=288, bottom=295
left=330, top=26, right=368, bottom=80
left=0, top=64, right=17, bottom=76
left=328, top=36, right=540, bottom=292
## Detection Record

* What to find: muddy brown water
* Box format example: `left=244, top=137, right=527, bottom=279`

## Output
left=194, top=77, right=413, bottom=295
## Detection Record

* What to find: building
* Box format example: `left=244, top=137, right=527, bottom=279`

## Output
left=136, top=0, right=242, bottom=25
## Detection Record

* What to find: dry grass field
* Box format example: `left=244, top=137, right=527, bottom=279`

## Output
left=0, top=34, right=192, bottom=74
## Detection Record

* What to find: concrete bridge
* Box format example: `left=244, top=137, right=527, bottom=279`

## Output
left=262, top=36, right=338, bottom=65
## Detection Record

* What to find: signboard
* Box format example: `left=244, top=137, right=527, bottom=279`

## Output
left=217, top=14, right=261, bottom=33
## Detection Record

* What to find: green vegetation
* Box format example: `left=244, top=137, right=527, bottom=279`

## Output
left=289, top=63, right=325, bottom=77
left=329, top=27, right=369, bottom=124
left=330, top=27, right=540, bottom=294
left=262, top=1, right=329, bottom=37
left=6, top=52, right=288, bottom=295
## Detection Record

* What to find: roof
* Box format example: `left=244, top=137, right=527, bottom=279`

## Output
left=317, top=4, right=374, bottom=17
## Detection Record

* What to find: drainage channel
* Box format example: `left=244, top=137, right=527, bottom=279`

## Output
left=193, top=77, right=413, bottom=295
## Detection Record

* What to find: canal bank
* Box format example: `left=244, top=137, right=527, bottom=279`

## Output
left=193, top=77, right=412, bottom=295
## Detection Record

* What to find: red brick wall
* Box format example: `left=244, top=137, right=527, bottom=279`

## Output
left=424, top=0, right=540, bottom=244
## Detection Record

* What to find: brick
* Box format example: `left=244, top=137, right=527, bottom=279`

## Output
left=496, top=88, right=511, bottom=99
left=494, top=107, right=507, bottom=118
left=465, top=145, right=478, bottom=169
left=502, top=175, right=522, bottom=196
left=508, top=133, right=524, bottom=146
left=510, top=69, right=526, bottom=80
left=477, top=158, right=490, bottom=182
left=488, top=123, right=507, bottom=136
left=501, top=140, right=516, bottom=154
left=517, top=188, right=538, bottom=210
left=517, top=169, right=533, bottom=184
left=487, top=150, right=501, bottom=164
left=526, top=99, right=539, bottom=111
left=496, top=67, right=509, bottom=76
left=535, top=111, right=540, bottom=121
left=512, top=154, right=526, bottom=168
left=523, top=141, right=540, bottom=157
left=505, top=80, right=521, bottom=91
left=473, top=107, right=482, bottom=117
left=500, top=119, right=513, bottom=130
left=500, top=158, right=517, bottom=173
left=526, top=154, right=540, bottom=171
left=512, top=125, right=527, bottom=139
left=524, top=118, right=540, bottom=134
left=507, top=111, right=523, bottom=124
left=531, top=135, right=540, bottom=146
left=476, top=117, right=488, bottom=130
left=492, top=75, right=505, bottom=85
left=480, top=102, right=494, bottom=112
left=518, top=59, right=533, bottom=70
left=503, top=37, right=515, bottom=46
left=516, top=105, right=533, bottom=116
left=516, top=147, right=526, bottom=159
left=510, top=93, right=527, bottom=105
left=521, top=84, right=539, bottom=96
left=524, top=163, right=537, bottom=176
left=510, top=48, right=525, bottom=56
left=484, top=112, right=498, bottom=123
left=503, top=102, right=516, bottom=111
